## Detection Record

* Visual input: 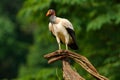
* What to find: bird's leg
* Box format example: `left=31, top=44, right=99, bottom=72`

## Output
left=66, top=44, right=68, bottom=50
left=56, top=37, right=61, bottom=50
left=58, top=43, right=61, bottom=50
left=65, top=37, right=69, bottom=50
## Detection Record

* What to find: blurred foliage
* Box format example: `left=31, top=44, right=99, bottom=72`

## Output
left=0, top=0, right=120, bottom=80
left=0, top=0, right=31, bottom=79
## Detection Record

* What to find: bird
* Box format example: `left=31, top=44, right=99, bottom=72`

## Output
left=46, top=9, right=78, bottom=50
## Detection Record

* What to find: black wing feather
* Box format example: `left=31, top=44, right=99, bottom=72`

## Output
left=66, top=28, right=78, bottom=50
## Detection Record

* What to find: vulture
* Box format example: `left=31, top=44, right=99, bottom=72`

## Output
left=46, top=9, right=78, bottom=50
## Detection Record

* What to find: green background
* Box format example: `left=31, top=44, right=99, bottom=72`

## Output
left=0, top=0, right=120, bottom=80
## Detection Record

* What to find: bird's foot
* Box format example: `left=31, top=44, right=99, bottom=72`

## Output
left=58, top=49, right=63, bottom=54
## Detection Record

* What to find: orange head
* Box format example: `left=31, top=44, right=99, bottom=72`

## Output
left=46, top=9, right=56, bottom=16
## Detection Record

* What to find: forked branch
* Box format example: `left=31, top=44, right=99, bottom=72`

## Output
left=44, top=50, right=108, bottom=80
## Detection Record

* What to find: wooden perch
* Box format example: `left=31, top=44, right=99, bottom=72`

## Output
left=44, top=50, right=109, bottom=80
left=62, top=59, right=85, bottom=80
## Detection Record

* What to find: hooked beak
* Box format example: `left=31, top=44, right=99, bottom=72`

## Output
left=46, top=11, right=50, bottom=16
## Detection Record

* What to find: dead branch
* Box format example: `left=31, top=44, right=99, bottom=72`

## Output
left=44, top=50, right=109, bottom=80
left=63, top=59, right=85, bottom=80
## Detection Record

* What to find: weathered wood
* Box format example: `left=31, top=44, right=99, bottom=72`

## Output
left=63, top=59, right=85, bottom=80
left=44, top=50, right=109, bottom=80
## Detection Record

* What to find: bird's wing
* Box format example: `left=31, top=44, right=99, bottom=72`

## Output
left=60, top=18, right=74, bottom=30
left=60, top=18, right=78, bottom=49
left=60, top=18, right=75, bottom=40
left=49, top=23, right=52, bottom=31
left=49, top=23, right=55, bottom=37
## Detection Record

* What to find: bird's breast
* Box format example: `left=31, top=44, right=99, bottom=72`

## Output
left=53, top=23, right=65, bottom=33
left=57, top=32, right=65, bottom=43
left=52, top=23, right=73, bottom=44
left=53, top=24, right=66, bottom=43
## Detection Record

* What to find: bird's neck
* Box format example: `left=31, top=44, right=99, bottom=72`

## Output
left=49, top=15, right=57, bottom=24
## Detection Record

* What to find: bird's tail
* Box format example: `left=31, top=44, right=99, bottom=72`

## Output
left=68, top=42, right=79, bottom=50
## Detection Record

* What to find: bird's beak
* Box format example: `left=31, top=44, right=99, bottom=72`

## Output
left=46, top=11, right=50, bottom=16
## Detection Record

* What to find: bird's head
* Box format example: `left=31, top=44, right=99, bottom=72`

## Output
left=46, top=9, right=56, bottom=16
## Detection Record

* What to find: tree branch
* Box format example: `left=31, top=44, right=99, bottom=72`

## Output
left=44, top=50, right=109, bottom=80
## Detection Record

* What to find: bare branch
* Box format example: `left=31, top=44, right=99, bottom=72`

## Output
left=44, top=50, right=109, bottom=80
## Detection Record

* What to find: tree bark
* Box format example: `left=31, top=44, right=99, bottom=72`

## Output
left=44, top=50, right=109, bottom=80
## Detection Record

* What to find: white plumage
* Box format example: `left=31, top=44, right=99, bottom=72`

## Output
left=46, top=9, right=78, bottom=50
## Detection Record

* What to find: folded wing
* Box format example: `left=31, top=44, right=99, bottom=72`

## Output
left=61, top=19, right=78, bottom=50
